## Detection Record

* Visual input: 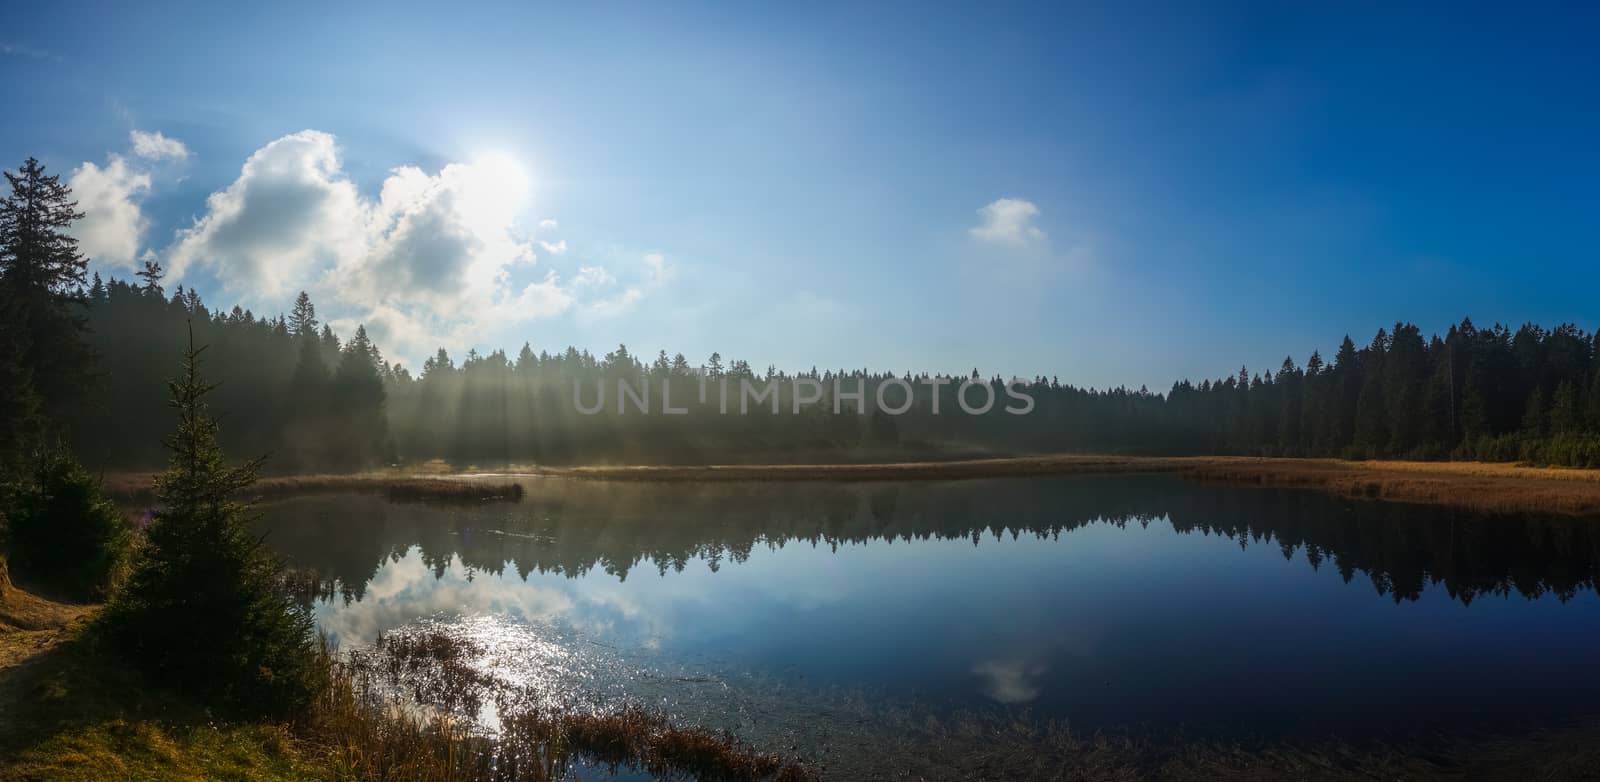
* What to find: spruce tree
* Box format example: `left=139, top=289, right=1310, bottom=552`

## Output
left=4, top=447, right=131, bottom=601
left=1549, top=381, right=1579, bottom=434
left=136, top=260, right=164, bottom=297
left=0, top=300, right=41, bottom=477
left=103, top=325, right=321, bottom=718
left=289, top=291, right=317, bottom=338
left=0, top=158, right=95, bottom=421
left=332, top=324, right=389, bottom=468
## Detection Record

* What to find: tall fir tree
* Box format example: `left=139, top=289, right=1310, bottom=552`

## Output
left=0, top=158, right=95, bottom=422
left=103, top=325, right=321, bottom=718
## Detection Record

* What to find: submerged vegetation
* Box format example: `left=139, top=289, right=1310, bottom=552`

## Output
left=312, top=629, right=815, bottom=782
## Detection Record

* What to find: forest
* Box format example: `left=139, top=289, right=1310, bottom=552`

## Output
left=4, top=157, right=1600, bottom=473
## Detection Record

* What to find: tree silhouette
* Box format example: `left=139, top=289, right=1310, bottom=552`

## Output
left=0, top=157, right=95, bottom=423
left=103, top=324, right=322, bottom=718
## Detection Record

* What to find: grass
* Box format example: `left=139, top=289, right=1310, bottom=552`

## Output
left=315, top=629, right=816, bottom=781
left=101, top=472, right=525, bottom=505
left=0, top=614, right=318, bottom=782
left=1185, top=457, right=1600, bottom=516
left=101, top=454, right=1600, bottom=516
left=1, top=557, right=94, bottom=634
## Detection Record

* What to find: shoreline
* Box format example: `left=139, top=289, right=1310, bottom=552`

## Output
left=101, top=455, right=1600, bottom=517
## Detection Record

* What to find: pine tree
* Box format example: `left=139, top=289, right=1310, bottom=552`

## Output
left=4, top=447, right=131, bottom=600
left=103, top=325, right=321, bottom=718
left=1522, top=385, right=1547, bottom=437
left=332, top=324, right=388, bottom=468
left=0, top=157, right=95, bottom=421
left=135, top=260, right=164, bottom=296
left=289, top=291, right=318, bottom=338
left=0, top=299, right=40, bottom=476
left=0, top=158, right=87, bottom=295
left=1549, top=380, right=1580, bottom=434
left=1587, top=370, right=1600, bottom=432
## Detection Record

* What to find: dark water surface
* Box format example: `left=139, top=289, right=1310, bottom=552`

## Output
left=257, top=475, right=1600, bottom=759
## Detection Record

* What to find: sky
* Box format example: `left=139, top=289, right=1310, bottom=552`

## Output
left=2, top=1, right=1596, bottom=391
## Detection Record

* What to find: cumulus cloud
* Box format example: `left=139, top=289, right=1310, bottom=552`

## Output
left=129, top=130, right=190, bottom=161
left=68, top=156, right=151, bottom=269
left=160, top=131, right=665, bottom=364
left=167, top=130, right=367, bottom=296
left=970, top=197, right=1044, bottom=245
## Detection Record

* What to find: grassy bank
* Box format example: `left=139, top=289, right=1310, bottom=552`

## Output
left=101, top=455, right=1600, bottom=517
left=102, top=472, right=525, bottom=506
left=452, top=455, right=1600, bottom=517
left=0, top=577, right=815, bottom=782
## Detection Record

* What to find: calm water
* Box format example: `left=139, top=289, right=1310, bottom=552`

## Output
left=258, top=475, right=1600, bottom=764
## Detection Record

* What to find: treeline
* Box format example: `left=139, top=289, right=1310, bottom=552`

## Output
left=5, top=156, right=1600, bottom=471
left=65, top=277, right=391, bottom=471
left=44, top=280, right=1600, bottom=471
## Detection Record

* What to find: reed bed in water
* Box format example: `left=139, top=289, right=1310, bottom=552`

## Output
left=307, top=631, right=814, bottom=782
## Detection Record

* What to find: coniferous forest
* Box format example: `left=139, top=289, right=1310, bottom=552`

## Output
left=4, top=157, right=1600, bottom=473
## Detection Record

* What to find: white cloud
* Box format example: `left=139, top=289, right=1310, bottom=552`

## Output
left=68, top=156, right=150, bottom=269
left=160, top=131, right=670, bottom=365
left=580, top=253, right=675, bottom=319
left=642, top=252, right=673, bottom=285
left=585, top=287, right=645, bottom=318
left=573, top=264, right=615, bottom=288
left=129, top=130, right=190, bottom=161
left=970, top=197, right=1044, bottom=245
left=167, top=130, right=366, bottom=296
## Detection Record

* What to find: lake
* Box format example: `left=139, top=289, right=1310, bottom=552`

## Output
left=257, top=475, right=1600, bottom=775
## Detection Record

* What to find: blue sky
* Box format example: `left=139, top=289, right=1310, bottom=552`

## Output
left=2, top=1, right=1595, bottom=390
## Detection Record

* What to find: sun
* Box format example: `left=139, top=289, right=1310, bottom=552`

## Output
left=455, top=151, right=532, bottom=231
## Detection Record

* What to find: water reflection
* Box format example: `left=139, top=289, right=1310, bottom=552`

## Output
left=258, top=475, right=1600, bottom=738
left=266, top=476, right=1600, bottom=608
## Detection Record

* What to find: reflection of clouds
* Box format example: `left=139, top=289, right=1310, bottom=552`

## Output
left=317, top=537, right=872, bottom=655
left=972, top=658, right=1048, bottom=704
left=970, top=627, right=1103, bottom=706
left=316, top=546, right=573, bottom=646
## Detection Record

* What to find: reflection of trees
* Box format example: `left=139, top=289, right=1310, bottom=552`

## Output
left=260, top=476, right=1600, bottom=607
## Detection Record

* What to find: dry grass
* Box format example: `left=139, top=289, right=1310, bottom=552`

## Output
left=522, top=454, right=1191, bottom=482
left=1186, top=458, right=1600, bottom=516
left=101, top=473, right=524, bottom=505
left=313, top=629, right=816, bottom=781
left=525, top=455, right=1600, bottom=517
left=102, top=454, right=1600, bottom=516
left=0, top=557, right=94, bottom=634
